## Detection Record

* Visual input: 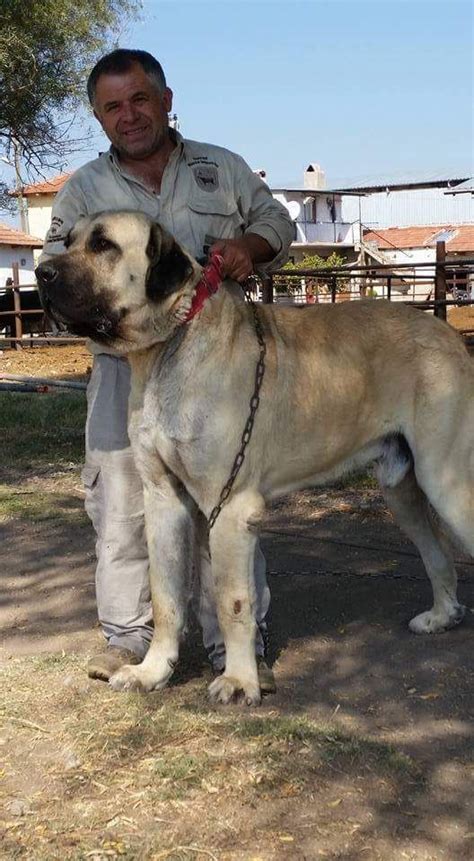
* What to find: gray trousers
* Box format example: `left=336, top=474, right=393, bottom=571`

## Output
left=82, top=354, right=270, bottom=667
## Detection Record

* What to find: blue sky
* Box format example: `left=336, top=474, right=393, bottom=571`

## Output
left=4, top=0, right=474, bottom=202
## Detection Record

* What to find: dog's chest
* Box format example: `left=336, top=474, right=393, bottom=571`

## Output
left=134, top=379, right=211, bottom=483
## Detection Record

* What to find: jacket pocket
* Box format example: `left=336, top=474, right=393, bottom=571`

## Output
left=187, top=193, right=240, bottom=217
left=81, top=464, right=100, bottom=491
left=187, top=193, right=245, bottom=242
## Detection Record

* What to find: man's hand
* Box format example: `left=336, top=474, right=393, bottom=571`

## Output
left=209, top=238, right=253, bottom=283
left=209, top=234, right=274, bottom=283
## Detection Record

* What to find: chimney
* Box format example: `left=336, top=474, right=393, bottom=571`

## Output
left=304, top=163, right=326, bottom=190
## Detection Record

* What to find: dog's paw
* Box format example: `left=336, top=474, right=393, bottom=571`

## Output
left=208, top=674, right=261, bottom=706
left=409, top=603, right=465, bottom=634
left=109, top=663, right=169, bottom=693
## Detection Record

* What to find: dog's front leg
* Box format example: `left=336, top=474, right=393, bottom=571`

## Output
left=207, top=492, right=263, bottom=706
left=109, top=474, right=195, bottom=693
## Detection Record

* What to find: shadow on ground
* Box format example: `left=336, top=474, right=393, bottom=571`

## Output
left=2, top=485, right=473, bottom=858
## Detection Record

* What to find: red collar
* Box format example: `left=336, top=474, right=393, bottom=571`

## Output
left=184, top=252, right=224, bottom=323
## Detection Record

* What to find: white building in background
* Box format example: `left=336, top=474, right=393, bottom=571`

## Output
left=272, top=163, right=363, bottom=262
left=0, top=223, right=43, bottom=286
left=335, top=174, right=474, bottom=284
left=338, top=174, right=474, bottom=230
left=10, top=173, right=73, bottom=246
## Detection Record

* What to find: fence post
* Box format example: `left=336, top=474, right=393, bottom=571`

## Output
left=261, top=274, right=274, bottom=304
left=387, top=275, right=392, bottom=302
left=12, top=261, right=23, bottom=349
left=331, top=274, right=337, bottom=303
left=434, top=241, right=447, bottom=320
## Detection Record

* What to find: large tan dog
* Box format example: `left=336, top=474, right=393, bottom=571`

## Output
left=36, top=211, right=473, bottom=705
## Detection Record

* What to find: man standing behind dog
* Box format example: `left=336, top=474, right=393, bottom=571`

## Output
left=41, top=49, right=294, bottom=688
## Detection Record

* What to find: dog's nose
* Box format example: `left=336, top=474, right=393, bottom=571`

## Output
left=35, top=263, right=58, bottom=286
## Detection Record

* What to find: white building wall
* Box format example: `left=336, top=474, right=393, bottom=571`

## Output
left=0, top=246, right=36, bottom=287
left=342, top=187, right=474, bottom=229
left=273, top=191, right=358, bottom=246
left=27, top=195, right=55, bottom=240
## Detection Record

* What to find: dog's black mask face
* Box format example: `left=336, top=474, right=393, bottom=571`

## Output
left=37, top=213, right=202, bottom=352
left=35, top=255, right=123, bottom=344
left=145, top=223, right=195, bottom=302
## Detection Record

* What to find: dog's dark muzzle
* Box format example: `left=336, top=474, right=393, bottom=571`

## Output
left=35, top=261, right=120, bottom=341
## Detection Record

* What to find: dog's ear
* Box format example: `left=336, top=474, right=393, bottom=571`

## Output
left=145, top=223, right=193, bottom=301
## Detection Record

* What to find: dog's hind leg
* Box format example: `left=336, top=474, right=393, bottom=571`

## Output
left=109, top=474, right=196, bottom=693
left=207, top=490, right=264, bottom=706
left=375, top=438, right=465, bottom=634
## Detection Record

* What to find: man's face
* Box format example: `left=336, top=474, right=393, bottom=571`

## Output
left=93, top=63, right=173, bottom=160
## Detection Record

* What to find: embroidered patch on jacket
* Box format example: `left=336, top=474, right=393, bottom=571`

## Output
left=193, top=165, right=219, bottom=191
left=48, top=217, right=64, bottom=236
left=44, top=217, right=67, bottom=243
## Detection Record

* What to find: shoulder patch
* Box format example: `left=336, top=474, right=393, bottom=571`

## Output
left=48, top=218, right=64, bottom=236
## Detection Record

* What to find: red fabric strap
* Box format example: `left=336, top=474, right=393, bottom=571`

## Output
left=184, top=252, right=224, bottom=323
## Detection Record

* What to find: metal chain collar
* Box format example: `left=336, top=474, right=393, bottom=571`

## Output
left=207, top=287, right=266, bottom=532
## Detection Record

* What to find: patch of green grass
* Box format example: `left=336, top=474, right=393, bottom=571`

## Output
left=0, top=484, right=87, bottom=523
left=0, top=391, right=86, bottom=472
left=27, top=652, right=87, bottom=671
left=153, top=752, right=209, bottom=793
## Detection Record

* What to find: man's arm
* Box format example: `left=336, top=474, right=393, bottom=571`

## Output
left=209, top=153, right=295, bottom=281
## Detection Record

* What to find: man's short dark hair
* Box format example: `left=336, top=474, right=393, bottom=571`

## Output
left=87, top=49, right=167, bottom=105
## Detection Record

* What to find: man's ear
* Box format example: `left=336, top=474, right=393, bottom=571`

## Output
left=145, top=223, right=194, bottom=301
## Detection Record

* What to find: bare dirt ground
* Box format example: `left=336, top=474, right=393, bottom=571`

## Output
left=1, top=322, right=474, bottom=860
left=0, top=342, right=92, bottom=381
left=447, top=304, right=474, bottom=333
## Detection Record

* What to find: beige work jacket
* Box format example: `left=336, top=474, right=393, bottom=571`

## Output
left=43, top=132, right=294, bottom=267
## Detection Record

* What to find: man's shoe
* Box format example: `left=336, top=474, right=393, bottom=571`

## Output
left=257, top=658, right=276, bottom=694
left=88, top=646, right=141, bottom=682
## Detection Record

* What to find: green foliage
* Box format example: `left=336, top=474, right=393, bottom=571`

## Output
left=283, top=251, right=347, bottom=272
left=0, top=0, right=141, bottom=197
left=275, top=251, right=349, bottom=295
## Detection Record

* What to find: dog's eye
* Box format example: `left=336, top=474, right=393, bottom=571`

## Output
left=88, top=234, right=118, bottom=254
left=91, top=238, right=115, bottom=251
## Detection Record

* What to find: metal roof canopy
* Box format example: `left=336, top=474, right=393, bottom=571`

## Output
left=444, top=179, right=474, bottom=195
left=272, top=188, right=366, bottom=197
left=331, top=178, right=470, bottom=194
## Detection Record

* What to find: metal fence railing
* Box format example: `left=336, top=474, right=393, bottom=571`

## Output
left=261, top=243, right=474, bottom=340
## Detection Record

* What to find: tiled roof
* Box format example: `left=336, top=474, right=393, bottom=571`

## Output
left=0, top=222, right=43, bottom=247
left=10, top=173, right=72, bottom=196
left=363, top=224, right=474, bottom=253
